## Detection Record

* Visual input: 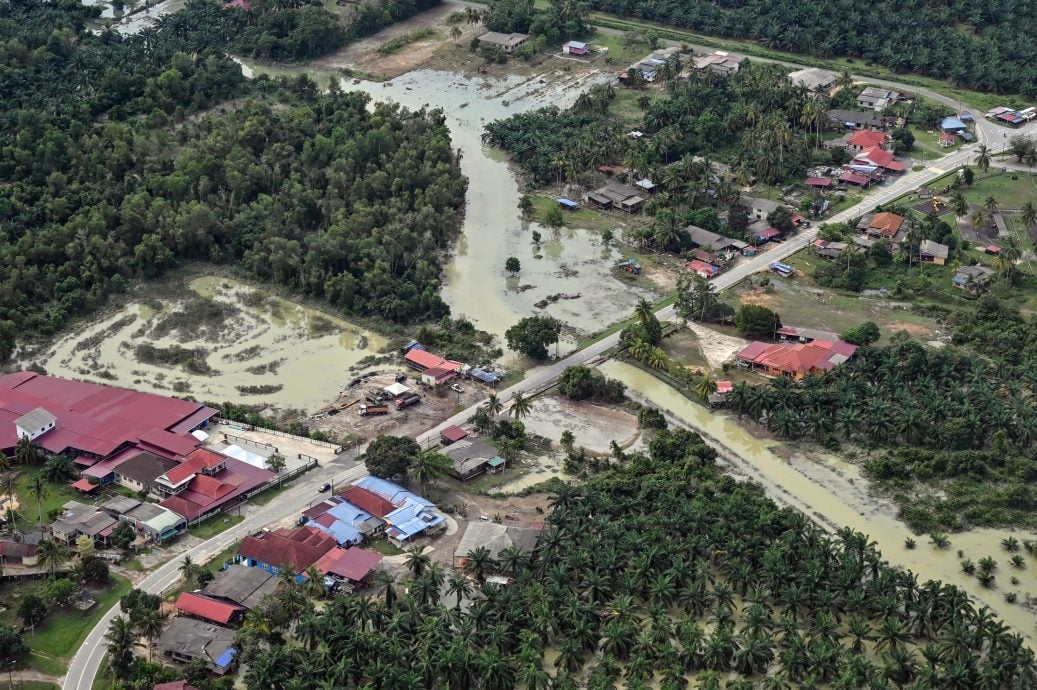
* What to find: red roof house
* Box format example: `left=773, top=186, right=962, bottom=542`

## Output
left=853, top=146, right=905, bottom=172
left=238, top=526, right=338, bottom=574
left=440, top=425, right=468, bottom=445
left=736, top=339, right=857, bottom=380
left=686, top=260, right=718, bottom=278
left=839, top=171, right=872, bottom=187
left=339, top=486, right=395, bottom=519
left=312, top=547, right=383, bottom=583
left=175, top=592, right=244, bottom=625
left=805, top=176, right=832, bottom=188
left=847, top=130, right=888, bottom=149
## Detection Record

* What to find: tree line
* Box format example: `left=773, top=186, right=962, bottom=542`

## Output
left=0, top=1, right=467, bottom=361
left=234, top=426, right=1035, bottom=688
left=588, top=0, right=1037, bottom=97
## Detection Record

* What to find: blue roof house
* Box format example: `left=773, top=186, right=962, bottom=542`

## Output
left=354, top=476, right=434, bottom=508
left=940, top=117, right=967, bottom=132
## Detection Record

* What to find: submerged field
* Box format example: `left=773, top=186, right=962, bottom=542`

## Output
left=39, top=276, right=386, bottom=413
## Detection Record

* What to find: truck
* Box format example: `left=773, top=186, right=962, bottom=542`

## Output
left=358, top=404, right=389, bottom=417
left=394, top=394, right=420, bottom=410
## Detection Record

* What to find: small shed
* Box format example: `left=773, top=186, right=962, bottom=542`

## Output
left=383, top=382, right=411, bottom=397
left=557, top=198, right=579, bottom=210
left=562, top=41, right=589, bottom=56
left=440, top=425, right=469, bottom=446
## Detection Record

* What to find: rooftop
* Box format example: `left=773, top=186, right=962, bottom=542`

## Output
left=175, top=592, right=243, bottom=625
left=919, top=239, right=950, bottom=259
left=156, top=617, right=235, bottom=670
left=454, top=522, right=542, bottom=566
left=788, top=67, right=837, bottom=90
left=203, top=565, right=279, bottom=610
left=114, top=450, right=178, bottom=487
left=312, top=547, right=382, bottom=582
left=238, top=525, right=337, bottom=572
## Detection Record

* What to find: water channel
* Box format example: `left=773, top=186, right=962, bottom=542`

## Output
left=600, top=359, right=1037, bottom=644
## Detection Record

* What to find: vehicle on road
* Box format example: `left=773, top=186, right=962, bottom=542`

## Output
left=319, top=483, right=331, bottom=492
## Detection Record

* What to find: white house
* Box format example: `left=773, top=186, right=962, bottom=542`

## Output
left=15, top=407, right=56, bottom=442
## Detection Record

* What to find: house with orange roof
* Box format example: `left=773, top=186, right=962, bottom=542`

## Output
left=846, top=130, right=888, bottom=151
left=736, top=339, right=858, bottom=380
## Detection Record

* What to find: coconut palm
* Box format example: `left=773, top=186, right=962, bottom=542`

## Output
left=509, top=392, right=532, bottom=420
left=633, top=297, right=654, bottom=326
left=303, top=565, right=325, bottom=598
left=483, top=393, right=503, bottom=419
left=14, top=436, right=38, bottom=466
left=1021, top=200, right=1037, bottom=229
left=29, top=475, right=47, bottom=525
left=409, top=451, right=451, bottom=497
left=135, top=608, right=165, bottom=661
left=950, top=191, right=969, bottom=218
left=984, top=195, right=999, bottom=213
left=974, top=144, right=991, bottom=172
left=36, top=538, right=67, bottom=577
left=105, top=615, right=135, bottom=678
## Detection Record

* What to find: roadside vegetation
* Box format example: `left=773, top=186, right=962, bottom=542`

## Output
left=228, top=428, right=1035, bottom=688
left=0, top=1, right=468, bottom=362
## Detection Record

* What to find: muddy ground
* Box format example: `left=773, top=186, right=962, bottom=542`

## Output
left=519, top=395, right=641, bottom=454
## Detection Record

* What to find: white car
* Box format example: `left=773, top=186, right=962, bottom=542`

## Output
left=450, top=384, right=464, bottom=393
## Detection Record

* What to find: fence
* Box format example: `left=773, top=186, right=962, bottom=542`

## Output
left=212, top=417, right=344, bottom=453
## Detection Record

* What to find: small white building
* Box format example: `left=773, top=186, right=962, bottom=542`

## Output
left=15, top=407, right=56, bottom=442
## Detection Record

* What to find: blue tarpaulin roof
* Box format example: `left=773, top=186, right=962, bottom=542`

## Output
left=470, top=367, right=503, bottom=384
left=215, top=647, right=236, bottom=669
left=385, top=503, right=445, bottom=539
left=557, top=198, right=578, bottom=208
left=309, top=516, right=362, bottom=546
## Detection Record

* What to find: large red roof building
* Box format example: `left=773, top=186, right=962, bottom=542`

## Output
left=736, top=339, right=858, bottom=380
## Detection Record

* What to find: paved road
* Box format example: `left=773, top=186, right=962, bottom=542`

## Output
left=64, top=36, right=1012, bottom=690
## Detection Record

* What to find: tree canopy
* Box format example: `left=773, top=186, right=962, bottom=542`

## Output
left=505, top=315, right=562, bottom=359
left=362, top=435, right=422, bottom=479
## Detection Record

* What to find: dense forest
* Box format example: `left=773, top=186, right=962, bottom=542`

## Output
left=0, top=0, right=467, bottom=361
left=589, top=0, right=1037, bottom=97
left=218, top=428, right=1037, bottom=688
left=722, top=297, right=1037, bottom=532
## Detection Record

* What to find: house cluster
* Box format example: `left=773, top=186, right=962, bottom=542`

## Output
left=585, top=180, right=646, bottom=213
left=736, top=328, right=858, bottom=380
left=815, top=129, right=906, bottom=189
left=619, top=47, right=680, bottom=83
left=940, top=114, right=977, bottom=143
left=953, top=265, right=996, bottom=290
left=856, top=211, right=909, bottom=250
left=476, top=31, right=528, bottom=54
left=296, top=476, right=445, bottom=548
left=985, top=106, right=1036, bottom=127
left=49, top=496, right=190, bottom=547
left=828, top=109, right=899, bottom=131
left=402, top=341, right=503, bottom=388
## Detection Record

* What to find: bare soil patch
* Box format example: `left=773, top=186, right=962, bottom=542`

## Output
left=738, top=288, right=780, bottom=308
left=684, top=322, right=750, bottom=370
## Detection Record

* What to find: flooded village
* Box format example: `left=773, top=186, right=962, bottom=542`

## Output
left=4, top=0, right=1037, bottom=687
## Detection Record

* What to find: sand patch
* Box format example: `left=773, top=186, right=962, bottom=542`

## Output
left=886, top=320, right=934, bottom=337
left=684, top=322, right=750, bottom=370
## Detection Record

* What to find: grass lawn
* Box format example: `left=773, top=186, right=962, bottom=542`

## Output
left=11, top=466, right=83, bottom=529
left=249, top=480, right=297, bottom=506
left=8, top=574, right=133, bottom=676
left=660, top=329, right=710, bottom=370
left=21, top=683, right=60, bottom=690
left=956, top=172, right=1037, bottom=210
left=607, top=83, right=665, bottom=128
left=909, top=127, right=954, bottom=159
left=588, top=31, right=653, bottom=76
left=187, top=513, right=243, bottom=539
left=365, top=539, right=404, bottom=557
left=530, top=195, right=615, bottom=232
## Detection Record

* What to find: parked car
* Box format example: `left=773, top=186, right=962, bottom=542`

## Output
left=450, top=383, right=464, bottom=393
left=318, top=483, right=331, bottom=492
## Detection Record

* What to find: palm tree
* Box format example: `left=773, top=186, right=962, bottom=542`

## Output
left=696, top=375, right=718, bottom=400
left=179, top=555, right=199, bottom=583
left=405, top=546, right=430, bottom=577
left=463, top=545, right=495, bottom=584
left=29, top=475, right=47, bottom=525
left=14, top=436, right=38, bottom=466
left=483, top=393, right=503, bottom=419
left=409, top=451, right=451, bottom=497
left=447, top=571, right=472, bottom=608
left=135, top=608, right=165, bottom=661
left=1021, top=200, right=1037, bottom=229
left=633, top=297, right=654, bottom=326
left=509, top=392, right=532, bottom=420
left=36, top=538, right=67, bottom=577
left=974, top=144, right=991, bottom=172
left=950, top=191, right=969, bottom=218
left=303, top=565, right=325, bottom=598
left=105, top=615, right=135, bottom=679
left=984, top=195, right=999, bottom=213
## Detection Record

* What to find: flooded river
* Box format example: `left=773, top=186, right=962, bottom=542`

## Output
left=600, top=359, right=1037, bottom=644
left=41, top=277, right=385, bottom=413
left=235, top=59, right=655, bottom=352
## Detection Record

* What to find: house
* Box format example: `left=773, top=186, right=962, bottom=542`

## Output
left=788, top=68, right=837, bottom=92
left=156, top=617, right=236, bottom=674
left=846, top=130, right=889, bottom=151
left=477, top=31, right=528, bottom=54
left=50, top=501, right=117, bottom=546
left=585, top=181, right=644, bottom=212
left=938, top=132, right=956, bottom=148
left=0, top=372, right=215, bottom=461
left=689, top=248, right=720, bottom=265
left=940, top=116, right=968, bottom=133
left=304, top=499, right=379, bottom=545
left=736, top=339, right=858, bottom=380
left=311, top=547, right=382, bottom=589
left=562, top=40, right=588, bottom=56
left=708, top=380, right=734, bottom=407
left=858, top=212, right=907, bottom=240
left=919, top=239, right=949, bottom=265
left=693, top=51, right=744, bottom=75
left=351, top=477, right=445, bottom=546
left=686, top=260, right=719, bottom=279
left=101, top=496, right=187, bottom=543
left=953, top=265, right=996, bottom=290
left=453, top=521, right=542, bottom=572
left=753, top=227, right=782, bottom=244
left=839, top=171, right=873, bottom=188
left=444, top=438, right=501, bottom=481
left=237, top=526, right=338, bottom=577
left=746, top=197, right=784, bottom=222
left=828, top=109, right=896, bottom=130
left=686, top=225, right=739, bottom=252
left=440, top=425, right=468, bottom=446
left=402, top=348, right=463, bottom=376
left=158, top=458, right=273, bottom=524
left=814, top=240, right=849, bottom=260
left=338, top=486, right=397, bottom=519
left=853, top=146, right=905, bottom=172
left=174, top=592, right=244, bottom=626
left=805, top=177, right=833, bottom=189
left=155, top=448, right=228, bottom=497
left=985, top=244, right=1002, bottom=256
left=0, top=540, right=38, bottom=567
left=202, top=565, right=279, bottom=610
left=113, top=450, right=178, bottom=495
left=857, top=86, right=900, bottom=110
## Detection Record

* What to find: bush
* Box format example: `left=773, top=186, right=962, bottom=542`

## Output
left=81, top=554, right=110, bottom=585
left=505, top=316, right=562, bottom=359
left=841, top=321, right=881, bottom=346
left=734, top=304, right=781, bottom=338
left=18, top=594, right=47, bottom=627
left=0, top=624, right=27, bottom=661
left=638, top=406, right=667, bottom=430
left=558, top=366, right=626, bottom=402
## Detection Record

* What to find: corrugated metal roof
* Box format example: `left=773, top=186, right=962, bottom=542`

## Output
left=175, top=592, right=243, bottom=624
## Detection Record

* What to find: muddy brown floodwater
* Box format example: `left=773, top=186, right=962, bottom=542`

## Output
left=234, top=59, right=658, bottom=359
left=40, top=276, right=386, bottom=413
left=601, top=359, right=1037, bottom=645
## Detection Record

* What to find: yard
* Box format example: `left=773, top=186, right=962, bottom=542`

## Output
left=922, top=170, right=1037, bottom=210
left=186, top=513, right=243, bottom=539
left=0, top=574, right=132, bottom=676
left=11, top=466, right=88, bottom=530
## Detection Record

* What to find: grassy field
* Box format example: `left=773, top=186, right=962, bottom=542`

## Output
left=365, top=539, right=404, bottom=557
left=659, top=329, right=710, bottom=370
left=1, top=574, right=133, bottom=676
left=909, top=126, right=955, bottom=159
left=12, top=466, right=82, bottom=529
left=187, top=513, right=243, bottom=539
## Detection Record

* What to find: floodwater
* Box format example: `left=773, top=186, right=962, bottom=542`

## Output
left=41, top=276, right=386, bottom=413
left=600, top=359, right=1037, bottom=645
left=234, top=59, right=655, bottom=352
left=87, top=0, right=188, bottom=33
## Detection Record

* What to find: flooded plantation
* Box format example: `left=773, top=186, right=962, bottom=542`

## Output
left=40, top=276, right=386, bottom=413
left=234, top=59, right=657, bottom=348
left=600, top=359, right=1037, bottom=645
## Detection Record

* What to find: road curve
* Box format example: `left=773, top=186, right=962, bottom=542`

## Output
left=63, top=57, right=1002, bottom=690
